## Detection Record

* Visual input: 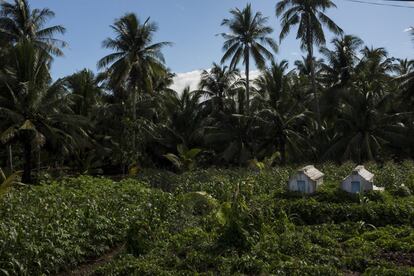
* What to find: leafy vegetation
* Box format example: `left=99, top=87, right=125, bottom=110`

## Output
left=0, top=167, right=23, bottom=196
left=0, top=163, right=413, bottom=275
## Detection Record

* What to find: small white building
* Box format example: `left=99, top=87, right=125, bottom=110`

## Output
left=288, top=165, right=324, bottom=194
left=341, top=165, right=384, bottom=193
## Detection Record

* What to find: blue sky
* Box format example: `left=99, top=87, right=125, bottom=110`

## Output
left=31, top=0, right=414, bottom=83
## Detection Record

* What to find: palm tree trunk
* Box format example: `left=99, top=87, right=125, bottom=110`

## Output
left=22, top=140, right=33, bottom=184
left=219, top=91, right=224, bottom=113
left=7, top=145, right=13, bottom=172
left=132, top=87, right=137, bottom=154
left=245, top=51, right=250, bottom=114
left=238, top=89, right=244, bottom=114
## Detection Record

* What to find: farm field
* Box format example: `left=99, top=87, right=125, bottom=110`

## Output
left=1, top=162, right=414, bottom=275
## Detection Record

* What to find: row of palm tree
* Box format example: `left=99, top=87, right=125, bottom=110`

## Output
left=0, top=0, right=413, bottom=182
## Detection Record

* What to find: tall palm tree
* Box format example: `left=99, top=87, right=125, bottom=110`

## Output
left=199, top=63, right=242, bottom=114
left=0, top=41, right=88, bottom=183
left=320, top=35, right=363, bottom=86
left=276, top=0, right=342, bottom=125
left=220, top=4, right=278, bottom=114
left=98, top=13, right=171, bottom=156
left=0, top=0, right=66, bottom=57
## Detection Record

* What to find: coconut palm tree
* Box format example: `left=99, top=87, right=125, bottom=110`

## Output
left=199, top=63, right=243, bottom=114
left=152, top=69, right=175, bottom=94
left=294, top=56, right=324, bottom=78
left=323, top=81, right=409, bottom=162
left=160, top=87, right=204, bottom=149
left=0, top=41, right=88, bottom=183
left=394, top=58, right=414, bottom=76
left=320, top=35, right=364, bottom=86
left=356, top=47, right=395, bottom=91
left=253, top=60, right=290, bottom=108
left=393, top=59, right=414, bottom=111
left=98, top=13, right=171, bottom=156
left=0, top=0, right=66, bottom=57
left=276, top=0, right=342, bottom=125
left=317, top=35, right=364, bottom=122
left=220, top=4, right=278, bottom=114
left=253, top=61, right=311, bottom=164
left=205, top=113, right=258, bottom=165
left=65, top=69, right=103, bottom=117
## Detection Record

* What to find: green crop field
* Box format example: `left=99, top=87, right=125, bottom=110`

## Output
left=1, top=162, right=414, bottom=275
left=1, top=0, right=414, bottom=274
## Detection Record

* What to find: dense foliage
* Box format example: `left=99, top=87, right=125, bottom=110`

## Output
left=0, top=162, right=414, bottom=275
left=0, top=0, right=413, bottom=182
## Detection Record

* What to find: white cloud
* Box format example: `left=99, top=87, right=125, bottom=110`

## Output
left=170, top=69, right=261, bottom=92
left=170, top=70, right=204, bottom=92
left=404, top=27, right=414, bottom=32
left=249, top=70, right=261, bottom=80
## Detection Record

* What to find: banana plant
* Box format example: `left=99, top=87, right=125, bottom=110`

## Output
left=0, top=168, right=24, bottom=196
left=164, top=144, right=202, bottom=172
left=248, top=151, right=281, bottom=171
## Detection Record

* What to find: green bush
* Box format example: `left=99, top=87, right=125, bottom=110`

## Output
left=275, top=198, right=414, bottom=226
left=363, top=266, right=414, bottom=276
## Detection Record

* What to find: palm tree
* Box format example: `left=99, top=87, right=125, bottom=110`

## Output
left=0, top=41, right=88, bottom=183
left=320, top=35, right=363, bottom=86
left=321, top=46, right=402, bottom=162
left=317, top=35, right=363, bottom=122
left=220, top=4, right=278, bottom=114
left=276, top=0, right=342, bottom=125
left=253, top=61, right=311, bottom=164
left=199, top=63, right=242, bottom=114
left=356, top=47, right=394, bottom=89
left=160, top=87, right=204, bottom=149
left=253, top=60, right=290, bottom=108
left=394, top=58, right=414, bottom=76
left=0, top=0, right=66, bottom=57
left=205, top=114, right=258, bottom=165
left=152, top=69, right=175, bottom=94
left=65, top=69, right=103, bottom=117
left=324, top=81, right=408, bottom=162
left=98, top=13, right=171, bottom=157
left=393, top=59, right=414, bottom=112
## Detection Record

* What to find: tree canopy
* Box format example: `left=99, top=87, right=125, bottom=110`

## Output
left=0, top=0, right=413, bottom=182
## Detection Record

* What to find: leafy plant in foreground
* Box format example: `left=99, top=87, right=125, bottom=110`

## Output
left=164, top=144, right=202, bottom=172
